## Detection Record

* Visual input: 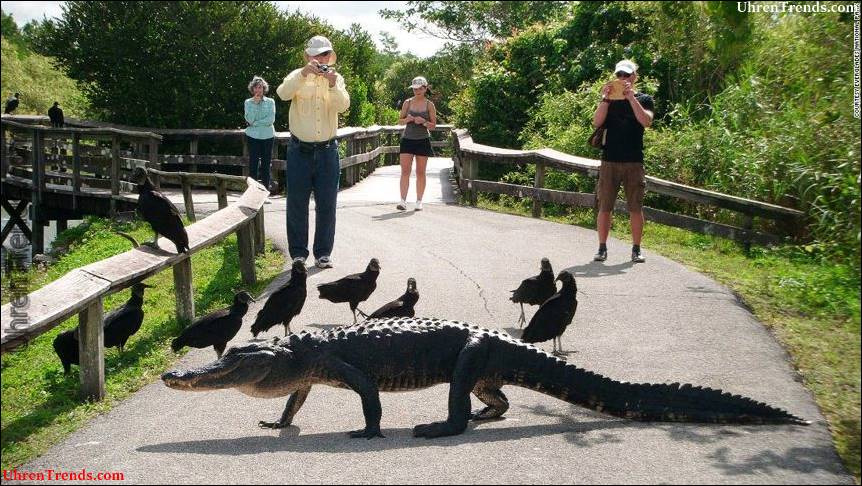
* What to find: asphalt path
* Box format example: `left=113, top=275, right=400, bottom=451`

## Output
left=12, top=158, right=852, bottom=484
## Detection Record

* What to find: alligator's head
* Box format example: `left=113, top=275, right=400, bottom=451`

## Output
left=162, top=341, right=283, bottom=392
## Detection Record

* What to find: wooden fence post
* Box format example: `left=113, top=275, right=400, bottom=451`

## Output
left=31, top=128, right=45, bottom=255
left=148, top=139, right=159, bottom=169
left=237, top=222, right=256, bottom=285
left=173, top=257, right=195, bottom=325
left=78, top=298, right=105, bottom=401
left=742, top=214, right=754, bottom=254
left=532, top=160, right=546, bottom=218
left=110, top=135, right=120, bottom=217
left=254, top=208, right=265, bottom=255
left=181, top=174, right=196, bottom=222
left=216, top=179, right=228, bottom=209
left=67, top=133, right=80, bottom=213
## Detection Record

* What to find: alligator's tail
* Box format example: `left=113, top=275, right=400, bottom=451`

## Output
left=507, top=344, right=809, bottom=425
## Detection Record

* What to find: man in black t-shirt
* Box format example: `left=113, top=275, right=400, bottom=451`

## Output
left=591, top=60, right=654, bottom=263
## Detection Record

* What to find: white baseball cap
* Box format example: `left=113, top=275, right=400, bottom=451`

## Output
left=410, top=76, right=428, bottom=89
left=305, top=36, right=333, bottom=56
left=614, top=60, right=638, bottom=74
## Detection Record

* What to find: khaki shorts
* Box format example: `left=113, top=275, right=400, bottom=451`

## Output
left=596, top=161, right=646, bottom=212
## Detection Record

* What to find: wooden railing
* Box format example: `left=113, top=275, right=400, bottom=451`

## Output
left=452, top=130, right=805, bottom=248
left=1, top=118, right=163, bottom=253
left=1, top=115, right=452, bottom=251
left=0, top=173, right=268, bottom=400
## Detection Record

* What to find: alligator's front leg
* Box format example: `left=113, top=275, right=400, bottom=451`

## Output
left=259, top=386, right=311, bottom=429
left=414, top=335, right=490, bottom=438
left=326, top=358, right=385, bottom=439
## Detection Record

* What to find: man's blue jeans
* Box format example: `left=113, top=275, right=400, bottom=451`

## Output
left=285, top=138, right=340, bottom=260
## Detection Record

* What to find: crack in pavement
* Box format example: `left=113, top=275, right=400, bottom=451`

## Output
left=425, top=248, right=495, bottom=320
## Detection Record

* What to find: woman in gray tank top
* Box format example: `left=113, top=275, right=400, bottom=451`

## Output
left=397, top=76, right=437, bottom=211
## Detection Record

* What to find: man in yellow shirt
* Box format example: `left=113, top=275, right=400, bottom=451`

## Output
left=277, top=35, right=350, bottom=269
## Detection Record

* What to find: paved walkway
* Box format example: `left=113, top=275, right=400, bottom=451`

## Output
left=13, top=158, right=852, bottom=484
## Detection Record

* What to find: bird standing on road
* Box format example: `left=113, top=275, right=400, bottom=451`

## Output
left=521, top=271, right=578, bottom=356
left=4, top=93, right=19, bottom=114
left=132, top=167, right=189, bottom=253
left=251, top=259, right=308, bottom=337
left=48, top=101, right=64, bottom=127
left=510, top=257, right=556, bottom=328
left=360, top=277, right=419, bottom=320
left=171, top=291, right=256, bottom=358
left=318, top=258, right=380, bottom=323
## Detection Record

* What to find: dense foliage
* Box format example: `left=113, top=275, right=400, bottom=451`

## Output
left=452, top=1, right=860, bottom=268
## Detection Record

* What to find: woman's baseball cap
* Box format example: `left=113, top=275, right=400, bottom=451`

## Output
left=410, top=76, right=428, bottom=89
left=305, top=36, right=334, bottom=56
left=614, top=60, right=638, bottom=74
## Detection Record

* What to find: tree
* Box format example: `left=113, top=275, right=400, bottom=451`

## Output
left=379, top=1, right=567, bottom=43
left=29, top=1, right=385, bottom=129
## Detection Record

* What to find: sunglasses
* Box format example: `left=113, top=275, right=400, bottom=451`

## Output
left=313, top=51, right=332, bottom=57
left=615, top=71, right=633, bottom=78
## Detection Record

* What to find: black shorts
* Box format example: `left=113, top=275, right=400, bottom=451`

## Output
left=399, top=137, right=434, bottom=157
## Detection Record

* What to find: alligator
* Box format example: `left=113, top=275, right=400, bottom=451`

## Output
left=162, top=317, right=808, bottom=439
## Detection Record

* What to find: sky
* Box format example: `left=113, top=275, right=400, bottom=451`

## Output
left=1, top=1, right=451, bottom=58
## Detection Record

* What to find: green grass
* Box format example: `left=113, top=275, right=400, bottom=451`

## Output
left=476, top=195, right=861, bottom=481
left=0, top=36, right=93, bottom=118
left=0, top=218, right=285, bottom=470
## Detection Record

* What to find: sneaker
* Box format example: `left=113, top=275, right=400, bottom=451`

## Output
left=292, top=256, right=306, bottom=266
left=316, top=256, right=333, bottom=269
left=396, top=201, right=407, bottom=211
left=593, top=249, right=607, bottom=262
left=415, top=201, right=423, bottom=211
left=631, top=249, right=646, bottom=263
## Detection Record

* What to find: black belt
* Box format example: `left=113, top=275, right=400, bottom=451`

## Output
left=291, top=135, right=335, bottom=150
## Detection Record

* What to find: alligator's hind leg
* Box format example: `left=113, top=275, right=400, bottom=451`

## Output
left=471, top=383, right=509, bottom=421
left=414, top=335, right=490, bottom=438
left=259, top=386, right=311, bottom=429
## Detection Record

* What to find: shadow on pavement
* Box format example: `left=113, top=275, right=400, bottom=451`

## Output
left=372, top=211, right=416, bottom=222
left=563, top=260, right=634, bottom=278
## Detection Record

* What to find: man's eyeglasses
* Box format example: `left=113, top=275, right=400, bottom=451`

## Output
left=615, top=71, right=632, bottom=78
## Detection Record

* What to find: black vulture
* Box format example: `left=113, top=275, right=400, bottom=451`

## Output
left=48, top=101, right=64, bottom=127
left=521, top=271, right=578, bottom=356
left=52, top=283, right=152, bottom=373
left=171, top=291, right=256, bottom=358
left=510, top=257, right=556, bottom=328
left=251, top=259, right=307, bottom=337
left=132, top=167, right=189, bottom=253
left=103, top=283, right=152, bottom=353
left=4, top=93, right=19, bottom=114
left=360, top=277, right=419, bottom=320
left=53, top=328, right=79, bottom=374
left=317, top=258, right=380, bottom=323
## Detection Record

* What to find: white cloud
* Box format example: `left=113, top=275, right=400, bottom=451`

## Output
left=274, top=1, right=451, bottom=58
left=1, top=1, right=64, bottom=24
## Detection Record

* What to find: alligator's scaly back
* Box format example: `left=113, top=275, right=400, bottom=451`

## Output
left=499, top=339, right=808, bottom=425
